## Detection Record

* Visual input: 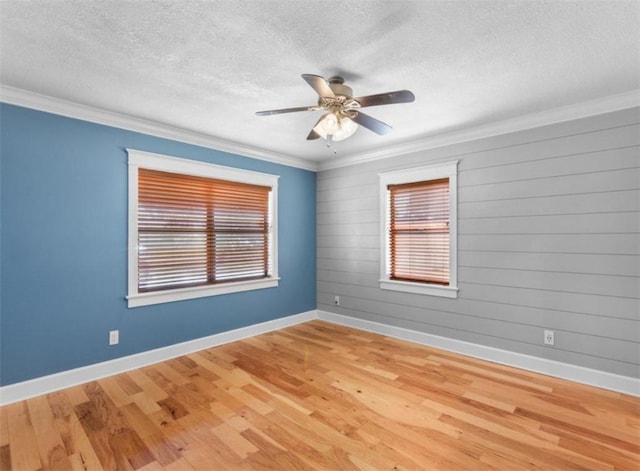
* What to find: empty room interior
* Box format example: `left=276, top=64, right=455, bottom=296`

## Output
left=1, top=1, right=639, bottom=470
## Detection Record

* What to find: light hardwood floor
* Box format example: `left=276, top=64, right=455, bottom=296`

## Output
left=1, top=320, right=638, bottom=470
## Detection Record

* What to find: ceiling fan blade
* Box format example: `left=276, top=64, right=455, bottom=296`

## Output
left=355, top=90, right=415, bottom=108
left=352, top=112, right=392, bottom=135
left=307, top=129, right=321, bottom=140
left=256, top=106, right=315, bottom=116
left=306, top=115, right=325, bottom=140
left=302, top=74, right=335, bottom=98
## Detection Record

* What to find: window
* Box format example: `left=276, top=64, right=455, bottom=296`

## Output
left=127, top=149, right=279, bottom=307
left=379, top=161, right=458, bottom=298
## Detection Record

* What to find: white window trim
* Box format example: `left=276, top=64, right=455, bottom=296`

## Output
left=126, top=149, right=279, bottom=308
left=379, top=161, right=458, bottom=299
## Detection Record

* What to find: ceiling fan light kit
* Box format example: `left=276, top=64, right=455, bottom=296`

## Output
left=312, top=112, right=358, bottom=141
left=256, top=74, right=415, bottom=143
left=319, top=112, right=340, bottom=135
left=330, top=116, right=358, bottom=141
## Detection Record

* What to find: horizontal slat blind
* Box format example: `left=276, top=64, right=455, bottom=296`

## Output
left=138, top=168, right=271, bottom=292
left=388, top=178, right=450, bottom=285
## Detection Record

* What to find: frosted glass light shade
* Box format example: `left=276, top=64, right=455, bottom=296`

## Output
left=320, top=112, right=340, bottom=134
left=332, top=116, right=358, bottom=141
left=312, top=113, right=359, bottom=141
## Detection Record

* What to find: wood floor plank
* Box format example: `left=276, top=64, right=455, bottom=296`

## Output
left=126, top=369, right=169, bottom=404
left=26, top=395, right=73, bottom=470
left=63, top=385, right=91, bottom=406
left=2, top=320, right=638, bottom=469
left=544, top=424, right=640, bottom=469
left=0, top=445, right=10, bottom=471
left=241, top=427, right=312, bottom=470
left=6, top=401, right=42, bottom=471
left=80, top=381, right=155, bottom=471
left=0, top=406, right=9, bottom=448
left=48, top=391, right=105, bottom=471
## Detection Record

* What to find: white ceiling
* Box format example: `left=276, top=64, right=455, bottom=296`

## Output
left=1, top=1, right=639, bottom=170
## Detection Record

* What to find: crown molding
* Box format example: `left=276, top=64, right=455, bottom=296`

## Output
left=318, top=89, right=640, bottom=171
left=3, top=85, right=638, bottom=173
left=0, top=85, right=318, bottom=172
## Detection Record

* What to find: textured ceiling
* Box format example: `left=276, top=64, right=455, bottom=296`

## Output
left=1, top=0, right=639, bottom=168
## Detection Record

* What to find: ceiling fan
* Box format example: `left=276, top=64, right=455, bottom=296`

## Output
left=256, top=74, right=415, bottom=142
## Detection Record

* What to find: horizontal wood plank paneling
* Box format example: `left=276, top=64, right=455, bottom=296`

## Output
left=317, top=269, right=379, bottom=288
left=459, top=212, right=638, bottom=234
left=317, top=107, right=640, bottom=379
left=317, top=209, right=379, bottom=225
left=462, top=127, right=640, bottom=175
left=317, top=247, right=379, bottom=262
left=459, top=168, right=639, bottom=202
left=317, top=234, right=379, bottom=249
left=457, top=145, right=639, bottom=186
left=460, top=283, right=638, bottom=319
left=458, top=251, right=639, bottom=276
left=317, top=195, right=377, bottom=214
left=458, top=267, right=638, bottom=298
left=457, top=124, right=640, bottom=171
left=317, top=257, right=379, bottom=275
left=459, top=190, right=639, bottom=219
left=458, top=233, right=639, bottom=254
left=317, top=280, right=639, bottom=336
left=317, top=221, right=379, bottom=237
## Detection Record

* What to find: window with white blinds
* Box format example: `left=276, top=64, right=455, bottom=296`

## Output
left=137, top=168, right=271, bottom=292
left=380, top=161, right=458, bottom=298
left=127, top=150, right=279, bottom=307
left=388, top=178, right=450, bottom=285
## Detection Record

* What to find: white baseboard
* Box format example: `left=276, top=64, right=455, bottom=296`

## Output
left=2, top=308, right=637, bottom=405
left=318, top=310, right=640, bottom=397
left=0, top=310, right=317, bottom=405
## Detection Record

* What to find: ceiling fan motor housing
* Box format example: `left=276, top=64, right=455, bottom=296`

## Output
left=328, top=76, right=353, bottom=98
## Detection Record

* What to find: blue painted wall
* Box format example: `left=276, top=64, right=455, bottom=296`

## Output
left=0, top=103, right=317, bottom=386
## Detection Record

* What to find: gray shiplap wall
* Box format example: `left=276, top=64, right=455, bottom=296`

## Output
left=317, top=107, right=640, bottom=378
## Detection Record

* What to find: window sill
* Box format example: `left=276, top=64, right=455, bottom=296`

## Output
left=127, top=277, right=280, bottom=308
left=379, top=279, right=458, bottom=298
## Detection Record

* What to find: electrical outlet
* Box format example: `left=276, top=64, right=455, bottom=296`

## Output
left=544, top=329, right=554, bottom=346
left=334, top=295, right=340, bottom=306
left=109, top=330, right=119, bottom=346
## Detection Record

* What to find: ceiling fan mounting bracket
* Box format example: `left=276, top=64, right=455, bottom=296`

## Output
left=326, top=76, right=354, bottom=99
